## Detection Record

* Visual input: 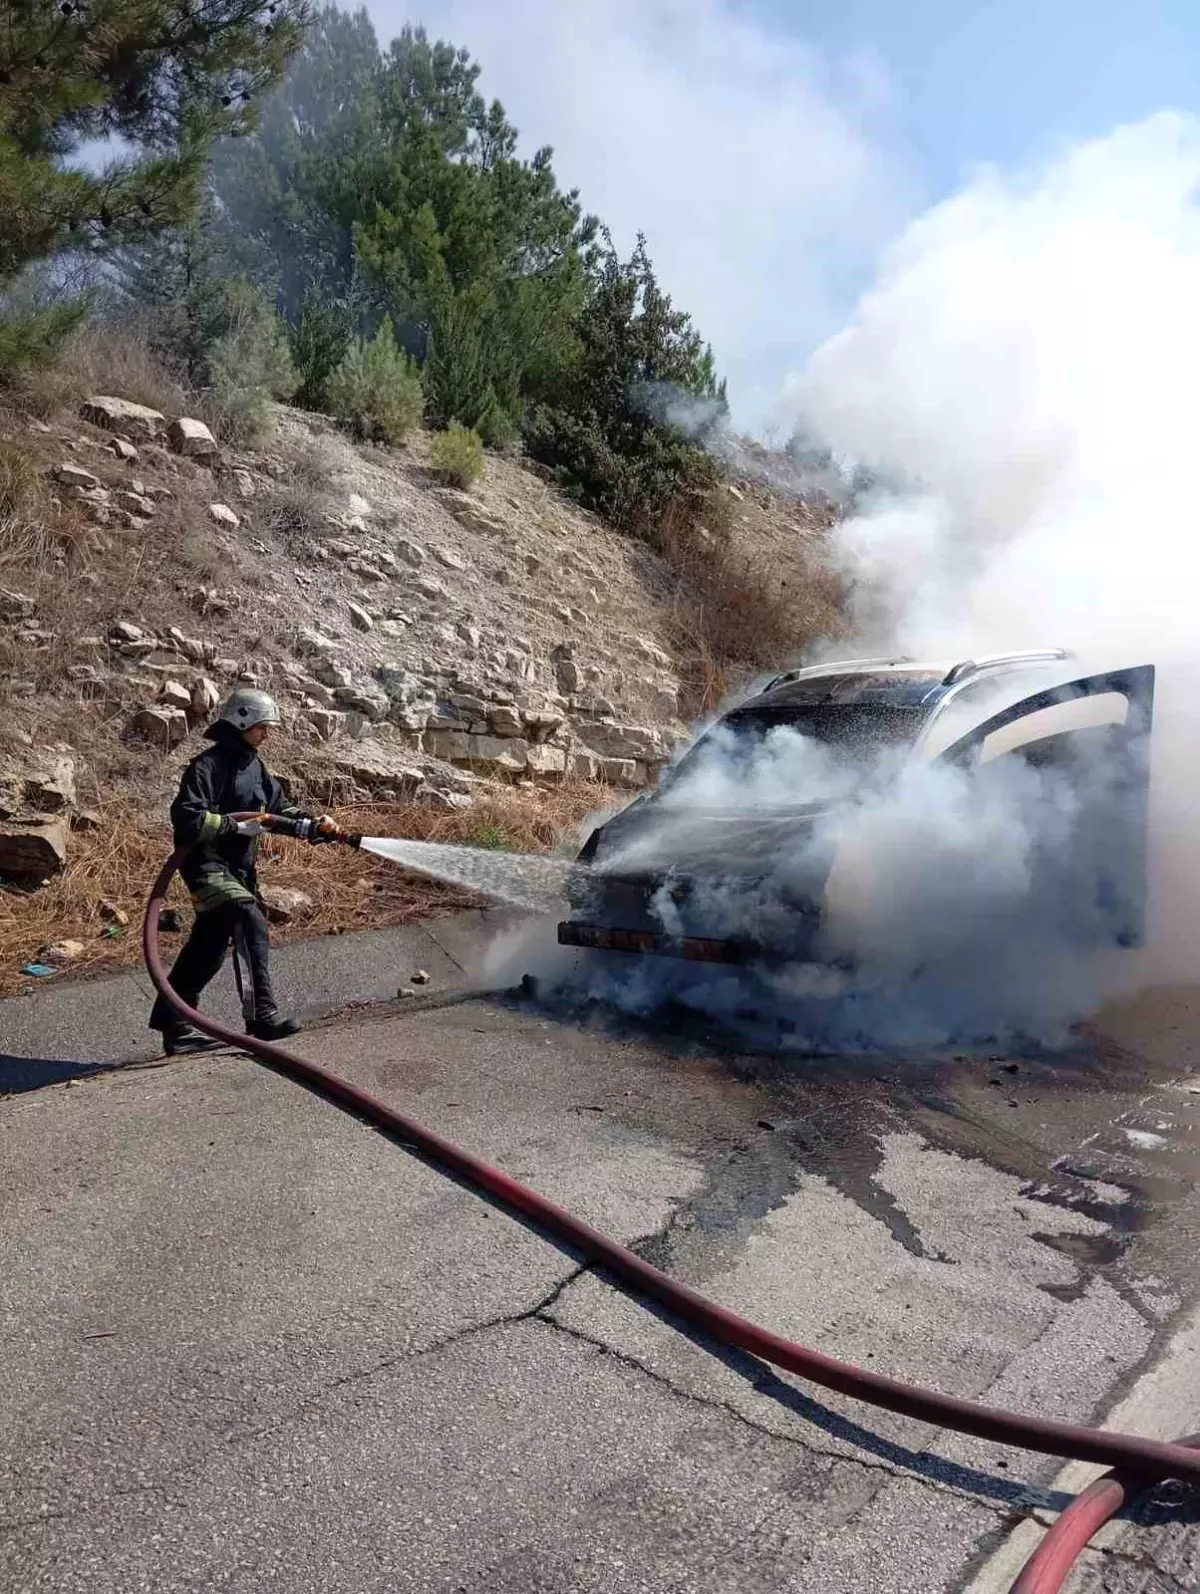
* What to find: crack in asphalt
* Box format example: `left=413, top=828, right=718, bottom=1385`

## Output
left=524, top=1296, right=1022, bottom=1521
left=0, top=1266, right=592, bottom=1538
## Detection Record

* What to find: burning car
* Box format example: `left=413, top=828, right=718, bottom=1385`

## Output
left=559, top=650, right=1155, bottom=968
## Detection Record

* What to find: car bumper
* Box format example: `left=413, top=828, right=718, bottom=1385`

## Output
left=557, top=921, right=757, bottom=964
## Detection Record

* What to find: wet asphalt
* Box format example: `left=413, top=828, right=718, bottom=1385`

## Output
left=3, top=934, right=1200, bottom=1591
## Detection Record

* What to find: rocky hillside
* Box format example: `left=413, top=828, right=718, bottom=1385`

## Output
left=0, top=384, right=841, bottom=984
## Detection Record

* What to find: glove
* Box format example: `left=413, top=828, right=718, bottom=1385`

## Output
left=304, top=814, right=338, bottom=845
left=233, top=819, right=265, bottom=837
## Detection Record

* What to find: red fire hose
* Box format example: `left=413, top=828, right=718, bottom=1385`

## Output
left=143, top=830, right=1198, bottom=1591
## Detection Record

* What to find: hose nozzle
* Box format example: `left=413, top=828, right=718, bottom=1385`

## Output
left=313, top=816, right=361, bottom=847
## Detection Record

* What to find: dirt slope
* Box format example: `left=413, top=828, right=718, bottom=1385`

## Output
left=0, top=383, right=842, bottom=991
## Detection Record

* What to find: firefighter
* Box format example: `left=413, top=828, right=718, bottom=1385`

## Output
left=149, top=688, right=335, bottom=1056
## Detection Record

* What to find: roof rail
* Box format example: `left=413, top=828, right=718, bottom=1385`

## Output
left=942, top=649, right=1071, bottom=687
left=766, top=655, right=915, bottom=691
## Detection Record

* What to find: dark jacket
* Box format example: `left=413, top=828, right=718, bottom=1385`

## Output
left=171, top=722, right=297, bottom=910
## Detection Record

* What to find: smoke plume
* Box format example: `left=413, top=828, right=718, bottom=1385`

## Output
left=531, top=114, right=1200, bottom=1049
left=790, top=111, right=1200, bottom=994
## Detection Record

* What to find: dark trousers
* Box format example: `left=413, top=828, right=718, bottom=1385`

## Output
left=149, top=899, right=278, bottom=1034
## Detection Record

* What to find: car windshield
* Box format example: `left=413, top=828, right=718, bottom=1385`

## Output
left=662, top=704, right=926, bottom=808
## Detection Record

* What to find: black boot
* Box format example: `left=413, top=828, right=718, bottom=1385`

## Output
left=162, top=1023, right=225, bottom=1057
left=246, top=1014, right=301, bottom=1041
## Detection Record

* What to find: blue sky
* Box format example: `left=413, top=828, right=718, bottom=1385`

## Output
left=375, top=1, right=1200, bottom=425
left=786, top=0, right=1198, bottom=186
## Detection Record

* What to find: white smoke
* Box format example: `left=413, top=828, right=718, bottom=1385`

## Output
left=790, top=110, right=1200, bottom=994
left=534, top=113, right=1200, bottom=1049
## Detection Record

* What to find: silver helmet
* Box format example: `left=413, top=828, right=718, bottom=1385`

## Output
left=218, top=688, right=282, bottom=733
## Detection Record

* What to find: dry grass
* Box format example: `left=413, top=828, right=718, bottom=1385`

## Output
left=659, top=494, right=848, bottom=715
left=0, top=781, right=611, bottom=997
left=10, top=321, right=190, bottom=422
left=258, top=480, right=337, bottom=556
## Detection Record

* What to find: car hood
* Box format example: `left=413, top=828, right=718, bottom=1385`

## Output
left=585, top=797, right=839, bottom=881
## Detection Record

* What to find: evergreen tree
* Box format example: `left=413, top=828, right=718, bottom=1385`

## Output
left=207, top=4, right=382, bottom=319
left=0, top=0, right=308, bottom=375
left=526, top=234, right=726, bottom=531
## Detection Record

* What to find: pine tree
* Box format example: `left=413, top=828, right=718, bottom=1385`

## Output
left=526, top=234, right=726, bottom=532
left=0, top=0, right=309, bottom=375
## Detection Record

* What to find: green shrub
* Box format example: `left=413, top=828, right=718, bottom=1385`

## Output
left=429, top=421, right=485, bottom=488
left=464, top=819, right=512, bottom=851
left=327, top=322, right=424, bottom=445
left=205, top=296, right=298, bottom=443
left=290, top=294, right=354, bottom=412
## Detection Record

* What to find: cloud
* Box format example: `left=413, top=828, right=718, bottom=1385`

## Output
left=375, top=0, right=912, bottom=423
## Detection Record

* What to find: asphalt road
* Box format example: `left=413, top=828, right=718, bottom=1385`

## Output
left=4, top=955, right=1200, bottom=1591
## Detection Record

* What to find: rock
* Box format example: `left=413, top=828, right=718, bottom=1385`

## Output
left=99, top=900, right=129, bottom=927
left=43, top=938, right=85, bottom=965
left=521, top=700, right=566, bottom=743
left=0, top=587, right=34, bottom=622
left=411, top=968, right=431, bottom=985
left=434, top=546, right=467, bottom=572
left=295, top=627, right=339, bottom=658
left=208, top=502, right=240, bottom=529
left=307, top=708, right=347, bottom=741
left=70, top=485, right=111, bottom=511
left=110, top=620, right=145, bottom=644
left=191, top=677, right=221, bottom=718
left=109, top=437, right=139, bottom=462
left=455, top=622, right=481, bottom=651
left=54, top=463, right=100, bottom=490
left=578, top=721, right=669, bottom=762
left=633, top=635, right=672, bottom=668
left=81, top=396, right=166, bottom=441
left=526, top=744, right=567, bottom=781
left=232, top=469, right=256, bottom=498
left=413, top=576, right=447, bottom=601
left=315, top=658, right=355, bottom=690
left=259, top=884, right=314, bottom=924
left=487, top=704, right=524, bottom=737
left=460, top=734, right=529, bottom=776
left=133, top=706, right=190, bottom=748
left=347, top=600, right=373, bottom=632
left=646, top=683, right=680, bottom=719
left=331, top=740, right=425, bottom=791
left=115, top=490, right=155, bottom=517
left=72, top=808, right=101, bottom=832
left=333, top=683, right=389, bottom=721
left=505, top=649, right=537, bottom=683
left=554, top=658, right=581, bottom=694
left=348, top=492, right=371, bottom=518
left=159, top=679, right=192, bottom=711
left=167, top=628, right=207, bottom=663
left=25, top=756, right=76, bottom=812
left=395, top=539, right=425, bottom=566
left=431, top=489, right=508, bottom=537
left=378, top=619, right=408, bottom=639
left=568, top=750, right=601, bottom=782
left=598, top=757, right=642, bottom=787
left=424, top=729, right=470, bottom=763
left=168, top=416, right=219, bottom=458
left=0, top=817, right=69, bottom=879
left=300, top=679, right=337, bottom=708
left=414, top=785, right=474, bottom=812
